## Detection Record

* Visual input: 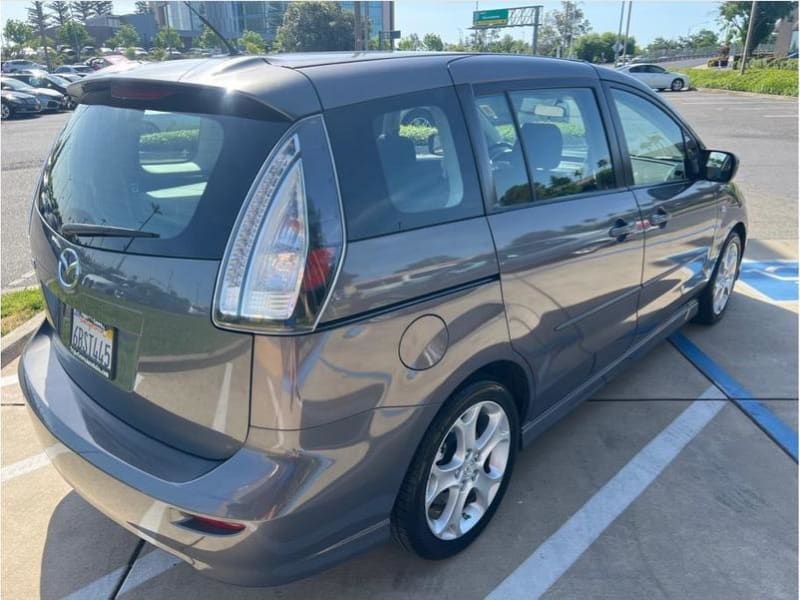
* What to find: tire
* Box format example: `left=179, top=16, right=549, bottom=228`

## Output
left=1, top=102, right=12, bottom=120
left=401, top=108, right=435, bottom=128
left=671, top=78, right=684, bottom=91
left=392, top=381, right=519, bottom=560
left=695, top=230, right=742, bottom=325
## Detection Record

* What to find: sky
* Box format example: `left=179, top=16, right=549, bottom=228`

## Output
left=1, top=1, right=723, bottom=47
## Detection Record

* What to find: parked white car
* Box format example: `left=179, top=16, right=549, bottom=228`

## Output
left=616, top=63, right=689, bottom=91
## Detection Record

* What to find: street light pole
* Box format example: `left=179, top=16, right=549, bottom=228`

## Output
left=615, top=1, right=625, bottom=63
left=740, top=0, right=758, bottom=75
left=623, top=0, right=633, bottom=60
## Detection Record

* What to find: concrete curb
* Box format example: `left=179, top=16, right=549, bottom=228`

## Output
left=1, top=311, right=45, bottom=367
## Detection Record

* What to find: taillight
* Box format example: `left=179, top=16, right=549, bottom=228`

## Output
left=213, top=115, right=344, bottom=334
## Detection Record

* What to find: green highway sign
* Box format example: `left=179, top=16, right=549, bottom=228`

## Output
left=473, top=8, right=510, bottom=28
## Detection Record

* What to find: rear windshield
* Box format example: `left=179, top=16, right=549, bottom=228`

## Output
left=38, top=104, right=288, bottom=258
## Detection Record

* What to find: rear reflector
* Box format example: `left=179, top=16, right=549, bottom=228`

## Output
left=181, top=514, right=246, bottom=534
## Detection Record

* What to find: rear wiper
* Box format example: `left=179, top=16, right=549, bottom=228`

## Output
left=60, top=223, right=160, bottom=238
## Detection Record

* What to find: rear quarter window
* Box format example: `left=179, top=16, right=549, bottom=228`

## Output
left=325, top=87, right=483, bottom=240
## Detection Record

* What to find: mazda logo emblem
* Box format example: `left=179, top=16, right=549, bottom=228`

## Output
left=57, top=248, right=80, bottom=290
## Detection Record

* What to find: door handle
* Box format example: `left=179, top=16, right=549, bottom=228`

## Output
left=609, top=219, right=635, bottom=240
left=649, top=209, right=669, bottom=227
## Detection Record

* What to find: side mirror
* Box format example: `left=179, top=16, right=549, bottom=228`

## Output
left=427, top=133, right=443, bottom=156
left=704, top=150, right=738, bottom=183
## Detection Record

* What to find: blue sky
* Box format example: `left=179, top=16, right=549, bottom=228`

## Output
left=1, top=1, right=723, bottom=46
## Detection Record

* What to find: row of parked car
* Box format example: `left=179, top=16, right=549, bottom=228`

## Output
left=0, top=60, right=98, bottom=120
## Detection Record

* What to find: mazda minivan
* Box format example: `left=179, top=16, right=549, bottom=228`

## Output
left=21, top=52, right=746, bottom=586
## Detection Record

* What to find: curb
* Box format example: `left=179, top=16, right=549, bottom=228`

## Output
left=1, top=311, right=45, bottom=367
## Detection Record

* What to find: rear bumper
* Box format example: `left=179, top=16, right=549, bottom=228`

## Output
left=21, top=322, right=435, bottom=586
left=9, top=103, right=41, bottom=114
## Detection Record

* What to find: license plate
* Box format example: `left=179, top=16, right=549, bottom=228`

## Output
left=70, top=310, right=115, bottom=378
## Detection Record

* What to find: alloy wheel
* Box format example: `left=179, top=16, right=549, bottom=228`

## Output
left=1, top=104, right=10, bottom=120
left=425, top=400, right=511, bottom=540
left=713, top=238, right=739, bottom=315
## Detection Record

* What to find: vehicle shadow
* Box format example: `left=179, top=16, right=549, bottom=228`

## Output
left=39, top=491, right=140, bottom=600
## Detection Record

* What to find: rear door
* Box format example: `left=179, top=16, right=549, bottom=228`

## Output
left=606, top=85, right=719, bottom=340
left=30, top=85, right=292, bottom=459
left=465, top=80, right=645, bottom=413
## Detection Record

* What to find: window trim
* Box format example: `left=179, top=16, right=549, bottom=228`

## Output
left=465, top=80, right=624, bottom=214
left=603, top=82, right=705, bottom=190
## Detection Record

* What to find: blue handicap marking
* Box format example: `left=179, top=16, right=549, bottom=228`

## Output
left=739, top=260, right=798, bottom=302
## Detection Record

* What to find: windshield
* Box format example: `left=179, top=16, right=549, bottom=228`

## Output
left=37, top=104, right=289, bottom=258
left=47, top=75, right=69, bottom=86
left=2, top=78, right=33, bottom=91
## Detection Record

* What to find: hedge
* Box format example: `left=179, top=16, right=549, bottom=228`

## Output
left=683, top=67, right=798, bottom=96
left=139, top=129, right=200, bottom=151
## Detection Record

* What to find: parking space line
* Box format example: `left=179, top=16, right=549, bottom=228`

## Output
left=116, top=549, right=183, bottom=597
left=0, top=451, right=50, bottom=482
left=487, top=387, right=725, bottom=600
left=669, top=332, right=798, bottom=462
left=1, top=374, right=19, bottom=387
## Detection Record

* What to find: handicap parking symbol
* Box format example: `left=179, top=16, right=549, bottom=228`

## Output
left=739, top=260, right=798, bottom=302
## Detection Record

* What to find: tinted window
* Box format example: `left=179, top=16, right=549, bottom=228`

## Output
left=38, top=104, right=288, bottom=258
left=326, top=87, right=482, bottom=240
left=475, top=94, right=532, bottom=207
left=611, top=89, right=687, bottom=185
left=509, top=88, right=615, bottom=201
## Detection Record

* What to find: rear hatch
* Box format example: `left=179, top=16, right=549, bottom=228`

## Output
left=30, top=78, right=292, bottom=459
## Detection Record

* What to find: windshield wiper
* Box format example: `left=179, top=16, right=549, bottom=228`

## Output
left=60, top=223, right=160, bottom=238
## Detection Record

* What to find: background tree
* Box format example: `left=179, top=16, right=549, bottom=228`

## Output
left=48, top=1, right=72, bottom=27
left=646, top=36, right=682, bottom=54
left=550, top=1, right=591, bottom=57
left=3, top=19, right=35, bottom=56
left=397, top=33, right=423, bottom=51
left=91, top=1, right=112, bottom=16
left=274, top=2, right=355, bottom=52
left=70, top=1, right=95, bottom=22
left=196, top=25, right=222, bottom=50
left=239, top=30, right=265, bottom=53
left=574, top=31, right=635, bottom=63
left=422, top=33, right=444, bottom=51
left=680, top=28, right=719, bottom=49
left=154, top=26, right=182, bottom=50
left=59, top=20, right=92, bottom=56
left=27, top=1, right=53, bottom=68
left=134, top=1, right=152, bottom=15
left=107, top=23, right=139, bottom=49
left=719, top=1, right=796, bottom=57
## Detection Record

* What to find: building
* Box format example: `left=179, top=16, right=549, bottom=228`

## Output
left=150, top=1, right=394, bottom=50
left=45, top=12, right=158, bottom=50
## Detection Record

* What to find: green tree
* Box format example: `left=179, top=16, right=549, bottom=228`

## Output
left=681, top=28, right=719, bottom=49
left=69, top=1, right=95, bottom=22
left=238, top=30, right=265, bottom=53
left=574, top=31, right=635, bottom=62
left=27, top=1, right=53, bottom=68
left=59, top=20, right=92, bottom=56
left=134, top=1, right=152, bottom=15
left=489, top=34, right=532, bottom=54
left=91, top=1, right=112, bottom=16
left=155, top=26, right=182, bottom=50
left=647, top=36, right=682, bottom=54
left=550, top=1, right=591, bottom=57
left=48, top=1, right=71, bottom=27
left=274, top=2, right=355, bottom=52
left=534, top=22, right=561, bottom=56
left=196, top=25, right=222, bottom=50
left=397, top=33, right=423, bottom=51
left=719, top=1, right=796, bottom=57
left=422, top=33, right=444, bottom=51
left=3, top=19, right=35, bottom=54
left=107, top=23, right=139, bottom=49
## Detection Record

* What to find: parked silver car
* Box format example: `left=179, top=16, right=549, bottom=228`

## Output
left=21, top=53, right=745, bottom=586
left=616, top=63, right=690, bottom=91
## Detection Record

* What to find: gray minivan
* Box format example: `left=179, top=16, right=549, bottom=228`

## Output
left=21, top=52, right=746, bottom=586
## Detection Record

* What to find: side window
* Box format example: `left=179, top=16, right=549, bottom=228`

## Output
left=611, top=89, right=688, bottom=185
left=509, top=88, right=616, bottom=201
left=326, top=87, right=482, bottom=240
left=474, top=94, right=532, bottom=207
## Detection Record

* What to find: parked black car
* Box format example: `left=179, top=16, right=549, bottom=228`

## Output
left=1, top=89, right=41, bottom=119
left=8, top=72, right=76, bottom=109
left=0, top=77, right=65, bottom=111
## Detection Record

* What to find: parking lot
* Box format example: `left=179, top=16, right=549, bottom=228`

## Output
left=1, top=88, right=798, bottom=599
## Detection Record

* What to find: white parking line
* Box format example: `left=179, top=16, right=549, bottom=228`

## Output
left=1, top=374, right=19, bottom=388
left=762, top=115, right=797, bottom=118
left=486, top=386, right=726, bottom=600
left=0, top=451, right=50, bottom=483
